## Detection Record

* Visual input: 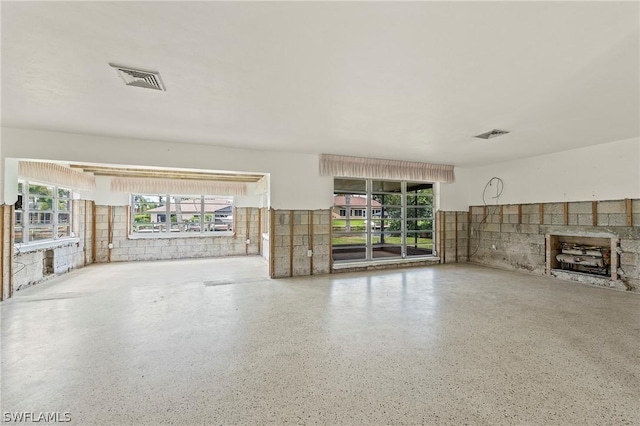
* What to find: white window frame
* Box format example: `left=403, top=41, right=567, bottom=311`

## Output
left=332, top=178, right=435, bottom=263
left=16, top=180, right=74, bottom=245
left=130, top=194, right=234, bottom=238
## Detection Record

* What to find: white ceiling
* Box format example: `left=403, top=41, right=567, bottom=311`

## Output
left=2, top=1, right=638, bottom=167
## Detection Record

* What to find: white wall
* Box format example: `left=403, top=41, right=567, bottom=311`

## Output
left=93, top=176, right=129, bottom=206
left=2, top=158, right=18, bottom=206
left=5, top=128, right=637, bottom=211
left=438, top=168, right=473, bottom=211
left=453, top=137, right=640, bottom=207
left=1, top=127, right=334, bottom=210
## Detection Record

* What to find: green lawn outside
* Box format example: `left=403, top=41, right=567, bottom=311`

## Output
left=332, top=219, right=366, bottom=227
left=332, top=235, right=433, bottom=248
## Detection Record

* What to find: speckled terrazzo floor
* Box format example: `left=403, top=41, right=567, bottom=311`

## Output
left=2, top=257, right=639, bottom=425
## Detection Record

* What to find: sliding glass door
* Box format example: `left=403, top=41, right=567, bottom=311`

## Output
left=332, top=178, right=434, bottom=263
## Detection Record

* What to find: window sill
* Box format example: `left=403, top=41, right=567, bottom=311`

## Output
left=128, top=232, right=235, bottom=240
left=15, top=238, right=81, bottom=254
left=332, top=255, right=440, bottom=270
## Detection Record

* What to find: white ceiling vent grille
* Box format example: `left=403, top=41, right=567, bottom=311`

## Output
left=474, top=129, right=510, bottom=139
left=109, top=64, right=166, bottom=91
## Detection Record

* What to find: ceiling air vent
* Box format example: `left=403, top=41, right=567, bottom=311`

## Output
left=474, top=129, right=510, bottom=139
left=109, top=64, right=166, bottom=91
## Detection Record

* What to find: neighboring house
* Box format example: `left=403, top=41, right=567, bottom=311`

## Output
left=145, top=201, right=232, bottom=223
left=333, top=195, right=382, bottom=218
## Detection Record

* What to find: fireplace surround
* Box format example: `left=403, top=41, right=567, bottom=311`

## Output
left=546, top=233, right=622, bottom=288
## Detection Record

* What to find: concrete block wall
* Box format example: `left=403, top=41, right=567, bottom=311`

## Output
left=620, top=238, right=640, bottom=291
left=13, top=240, right=85, bottom=290
left=11, top=200, right=89, bottom=292
left=470, top=205, right=546, bottom=274
left=77, top=200, right=95, bottom=266
left=468, top=199, right=640, bottom=292
left=95, top=206, right=262, bottom=262
left=436, top=211, right=469, bottom=264
left=87, top=201, right=96, bottom=264
left=51, top=243, right=85, bottom=274
left=260, top=207, right=269, bottom=259
left=270, top=209, right=331, bottom=278
left=12, top=251, right=46, bottom=289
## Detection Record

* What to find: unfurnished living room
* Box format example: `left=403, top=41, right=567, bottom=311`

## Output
left=1, top=1, right=639, bottom=425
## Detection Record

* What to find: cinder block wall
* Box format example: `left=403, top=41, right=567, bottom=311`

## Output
left=469, top=204, right=545, bottom=274
left=94, top=206, right=262, bottom=262
left=468, top=199, right=640, bottom=292
left=11, top=200, right=92, bottom=292
left=270, top=209, right=331, bottom=278
left=13, top=242, right=86, bottom=290
left=436, top=211, right=469, bottom=264
left=260, top=207, right=269, bottom=260
left=83, top=200, right=96, bottom=265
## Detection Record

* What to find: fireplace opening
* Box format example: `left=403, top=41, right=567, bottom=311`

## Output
left=556, top=242, right=610, bottom=276
left=546, top=234, right=619, bottom=282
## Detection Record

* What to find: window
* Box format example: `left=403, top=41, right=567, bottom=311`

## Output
left=15, top=181, right=73, bottom=244
left=332, top=179, right=368, bottom=261
left=131, top=194, right=233, bottom=235
left=332, top=179, right=434, bottom=262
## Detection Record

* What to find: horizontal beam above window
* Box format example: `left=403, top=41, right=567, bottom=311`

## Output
left=19, top=161, right=96, bottom=191
left=111, top=178, right=247, bottom=196
left=319, top=154, right=454, bottom=183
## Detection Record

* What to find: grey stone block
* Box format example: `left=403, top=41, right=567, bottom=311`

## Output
left=550, top=214, right=565, bottom=225
left=577, top=214, right=594, bottom=226
left=621, top=239, right=640, bottom=253
left=568, top=214, right=578, bottom=226
left=545, top=203, right=563, bottom=214
left=608, top=214, right=627, bottom=227
left=483, top=223, right=499, bottom=233
left=521, top=204, right=538, bottom=215
left=519, top=224, right=540, bottom=234
left=507, top=214, right=519, bottom=224
left=293, top=245, right=309, bottom=256
left=274, top=224, right=290, bottom=236
left=598, top=200, right=625, bottom=214
left=441, top=212, right=453, bottom=222
left=621, top=265, right=638, bottom=280
left=293, top=224, right=309, bottom=235
left=620, top=252, right=637, bottom=266
left=293, top=235, right=309, bottom=246
left=569, top=202, right=592, bottom=215
left=597, top=214, right=609, bottom=227
left=503, top=205, right=518, bottom=215
left=276, top=212, right=290, bottom=225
